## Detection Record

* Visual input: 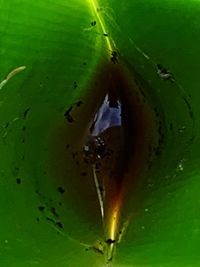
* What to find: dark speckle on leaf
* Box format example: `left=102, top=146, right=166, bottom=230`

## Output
left=5, top=122, right=9, bottom=128
left=36, top=217, right=40, bottom=222
left=23, top=108, right=31, bottom=119
left=111, top=51, right=118, bottom=64
left=99, top=186, right=104, bottom=193
left=81, top=172, right=87, bottom=176
left=38, top=206, right=45, bottom=212
left=91, top=21, right=96, bottom=26
left=64, top=106, right=75, bottom=123
left=56, top=221, right=64, bottom=229
left=103, top=33, right=108, bottom=37
left=13, top=167, right=19, bottom=176
left=76, top=101, right=83, bottom=107
left=16, top=178, right=21, bottom=184
left=73, top=81, right=78, bottom=89
left=46, top=217, right=55, bottom=223
left=22, top=126, right=26, bottom=131
left=106, top=239, right=116, bottom=245
left=72, top=152, right=78, bottom=158
left=51, top=207, right=59, bottom=217
left=108, top=257, right=113, bottom=262
left=58, top=186, right=65, bottom=194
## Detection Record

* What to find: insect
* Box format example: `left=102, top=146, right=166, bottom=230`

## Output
left=0, top=66, right=26, bottom=90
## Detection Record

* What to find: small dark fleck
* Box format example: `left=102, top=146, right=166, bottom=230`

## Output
left=139, top=88, right=146, bottom=98
left=108, top=257, right=113, bottom=262
left=13, top=167, right=19, bottom=176
left=66, top=144, right=70, bottom=149
left=99, top=186, right=104, bottom=193
left=91, top=245, right=104, bottom=255
left=76, top=161, right=80, bottom=165
left=64, top=106, right=75, bottom=123
left=22, top=126, right=26, bottom=131
left=16, top=178, right=21, bottom=184
left=58, top=186, right=65, bottom=194
left=97, top=7, right=102, bottom=12
left=38, top=206, right=45, bottom=212
left=111, top=51, right=118, bottom=64
left=23, top=108, right=31, bottom=119
left=147, top=160, right=152, bottom=169
left=91, top=21, right=96, bottom=26
left=72, top=152, right=77, bottom=158
left=46, top=217, right=55, bottom=223
left=85, top=248, right=89, bottom=251
left=5, top=122, right=9, bottom=128
left=22, top=139, right=25, bottom=143
left=154, top=107, right=159, bottom=117
left=22, top=156, right=25, bottom=160
left=73, top=81, right=78, bottom=89
left=58, top=202, right=62, bottom=206
left=106, top=239, right=116, bottom=245
left=155, top=149, right=161, bottom=156
left=56, top=221, right=64, bottom=229
left=36, top=217, right=40, bottom=222
left=81, top=172, right=87, bottom=176
left=76, top=101, right=83, bottom=107
left=103, top=33, right=108, bottom=37
left=83, top=62, right=87, bottom=66
left=183, top=97, right=194, bottom=119
left=51, top=207, right=59, bottom=217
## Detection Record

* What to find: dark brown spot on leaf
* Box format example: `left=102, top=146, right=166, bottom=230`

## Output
left=58, top=186, right=65, bottom=194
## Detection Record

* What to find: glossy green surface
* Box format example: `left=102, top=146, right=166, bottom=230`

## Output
left=0, top=0, right=200, bottom=266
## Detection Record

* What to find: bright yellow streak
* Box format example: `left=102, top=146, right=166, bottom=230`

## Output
left=110, top=202, right=120, bottom=241
left=89, top=0, right=113, bottom=52
left=106, top=198, right=121, bottom=261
